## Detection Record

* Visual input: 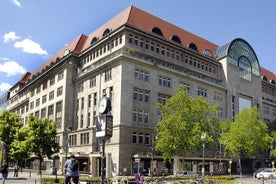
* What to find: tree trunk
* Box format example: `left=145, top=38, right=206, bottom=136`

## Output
left=238, top=155, right=243, bottom=183
left=38, top=155, right=42, bottom=175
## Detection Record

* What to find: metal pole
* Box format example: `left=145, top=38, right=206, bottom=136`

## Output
left=202, top=142, right=205, bottom=182
left=64, top=131, right=68, bottom=183
left=101, top=140, right=106, bottom=184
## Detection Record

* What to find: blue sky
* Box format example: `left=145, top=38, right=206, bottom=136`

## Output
left=1, top=0, right=276, bottom=95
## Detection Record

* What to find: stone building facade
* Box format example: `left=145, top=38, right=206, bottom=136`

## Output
left=5, top=6, right=276, bottom=176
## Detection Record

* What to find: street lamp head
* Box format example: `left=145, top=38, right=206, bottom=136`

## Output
left=201, top=132, right=207, bottom=141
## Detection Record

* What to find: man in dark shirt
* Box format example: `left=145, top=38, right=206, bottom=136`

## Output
left=63, top=154, right=79, bottom=184
left=1, top=160, right=8, bottom=184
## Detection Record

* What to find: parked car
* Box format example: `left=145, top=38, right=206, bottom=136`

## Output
left=254, top=168, right=265, bottom=178
left=256, top=168, right=276, bottom=179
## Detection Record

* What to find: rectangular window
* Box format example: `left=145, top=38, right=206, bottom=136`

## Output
left=49, top=90, right=54, bottom=100
left=132, top=132, right=137, bottom=143
left=43, top=82, right=47, bottom=90
left=41, top=108, right=46, bottom=118
left=134, top=69, right=149, bottom=81
left=90, top=76, right=96, bottom=88
left=158, top=76, right=171, bottom=87
left=48, top=105, right=54, bottom=121
left=105, top=69, right=112, bottom=81
left=133, top=109, right=137, bottom=122
left=139, top=133, right=143, bottom=144
left=50, top=77, right=55, bottom=86
left=197, top=87, right=208, bottom=97
left=30, top=101, right=34, bottom=109
left=55, top=101, right=62, bottom=129
left=80, top=114, right=84, bottom=128
left=37, top=86, right=41, bottom=94
left=145, top=134, right=150, bottom=145
left=57, top=70, right=64, bottom=81
left=93, top=93, right=97, bottom=106
left=42, top=95, right=47, bottom=104
left=57, top=86, right=63, bottom=97
left=88, top=95, right=91, bottom=108
left=87, top=112, right=91, bottom=127
left=36, top=98, right=40, bottom=107
left=31, top=89, right=35, bottom=97
left=81, top=97, right=84, bottom=110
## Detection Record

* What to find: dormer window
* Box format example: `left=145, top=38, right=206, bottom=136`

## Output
left=90, top=37, right=98, bottom=45
left=103, top=28, right=111, bottom=37
left=64, top=49, right=70, bottom=56
left=262, top=76, right=268, bottom=81
left=203, top=49, right=212, bottom=57
left=152, top=27, right=163, bottom=37
left=188, top=43, right=198, bottom=51
left=271, top=80, right=275, bottom=84
left=171, top=35, right=181, bottom=44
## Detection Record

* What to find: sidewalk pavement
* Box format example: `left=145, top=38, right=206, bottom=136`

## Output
left=2, top=169, right=91, bottom=184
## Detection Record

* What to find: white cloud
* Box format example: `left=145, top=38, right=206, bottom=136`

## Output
left=0, top=83, right=12, bottom=92
left=14, top=39, right=48, bottom=55
left=12, top=0, right=21, bottom=7
left=3, top=31, right=21, bottom=43
left=0, top=61, right=26, bottom=77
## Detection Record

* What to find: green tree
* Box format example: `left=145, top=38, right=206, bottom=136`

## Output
left=13, top=115, right=60, bottom=174
left=270, top=131, right=276, bottom=158
left=0, top=110, right=22, bottom=163
left=10, top=126, right=32, bottom=163
left=155, top=85, right=219, bottom=164
left=219, top=106, right=270, bottom=178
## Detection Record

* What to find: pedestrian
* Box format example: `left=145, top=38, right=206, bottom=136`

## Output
left=13, top=163, right=20, bottom=177
left=135, top=173, right=143, bottom=184
left=1, top=160, right=8, bottom=184
left=63, top=154, right=79, bottom=184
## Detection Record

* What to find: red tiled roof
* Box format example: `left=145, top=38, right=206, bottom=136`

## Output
left=32, top=34, right=88, bottom=76
left=260, top=67, right=276, bottom=83
left=18, top=72, right=32, bottom=84
left=82, top=6, right=218, bottom=56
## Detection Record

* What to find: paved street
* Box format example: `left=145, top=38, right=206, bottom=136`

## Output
left=1, top=170, right=61, bottom=184
left=234, top=175, right=276, bottom=184
left=4, top=171, right=276, bottom=184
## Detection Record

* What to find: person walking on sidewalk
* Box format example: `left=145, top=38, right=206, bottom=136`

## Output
left=1, top=160, right=8, bottom=184
left=63, top=154, right=79, bottom=184
left=13, top=163, right=20, bottom=177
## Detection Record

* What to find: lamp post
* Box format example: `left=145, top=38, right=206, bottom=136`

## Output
left=229, top=160, right=232, bottom=176
left=201, top=133, right=207, bottom=182
left=64, top=127, right=72, bottom=182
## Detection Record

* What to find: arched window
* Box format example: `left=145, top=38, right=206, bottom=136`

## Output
left=203, top=49, right=212, bottom=57
left=171, top=35, right=181, bottom=44
left=102, top=28, right=111, bottom=37
left=64, top=49, right=70, bottom=56
left=262, top=76, right=268, bottom=81
left=215, top=38, right=260, bottom=76
left=188, top=43, right=198, bottom=51
left=152, top=27, right=163, bottom=37
left=90, top=37, right=98, bottom=45
left=238, top=56, right=252, bottom=81
left=271, top=80, right=275, bottom=85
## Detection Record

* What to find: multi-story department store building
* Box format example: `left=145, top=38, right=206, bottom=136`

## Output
left=5, top=6, right=276, bottom=176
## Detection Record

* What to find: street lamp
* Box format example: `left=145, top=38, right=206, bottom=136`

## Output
left=64, top=127, right=72, bottom=182
left=229, top=160, right=232, bottom=176
left=201, top=133, right=207, bottom=182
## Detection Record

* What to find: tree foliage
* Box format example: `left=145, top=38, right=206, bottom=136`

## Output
left=220, top=106, right=270, bottom=157
left=155, top=85, right=219, bottom=160
left=10, top=115, right=60, bottom=173
left=0, top=110, right=22, bottom=162
left=219, top=106, right=271, bottom=177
